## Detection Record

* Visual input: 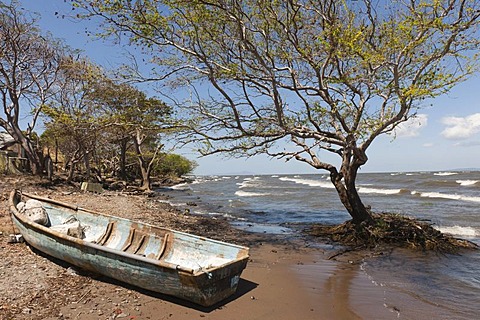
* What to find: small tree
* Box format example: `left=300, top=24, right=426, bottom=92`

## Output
left=43, top=56, right=104, bottom=182
left=92, top=81, right=172, bottom=190
left=0, top=2, right=64, bottom=175
left=155, top=153, right=198, bottom=177
left=74, top=0, right=480, bottom=224
left=93, top=80, right=148, bottom=181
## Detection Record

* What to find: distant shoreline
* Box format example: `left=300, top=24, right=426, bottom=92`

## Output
left=191, top=168, right=480, bottom=176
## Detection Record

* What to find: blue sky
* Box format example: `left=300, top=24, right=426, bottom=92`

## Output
left=17, top=1, right=480, bottom=175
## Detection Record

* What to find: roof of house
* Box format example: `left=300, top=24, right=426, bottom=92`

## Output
left=0, top=132, right=16, bottom=150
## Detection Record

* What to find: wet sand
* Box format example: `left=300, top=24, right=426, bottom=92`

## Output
left=1, top=233, right=439, bottom=320
left=107, top=244, right=404, bottom=320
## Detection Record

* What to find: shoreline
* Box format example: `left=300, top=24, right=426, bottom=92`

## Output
left=0, top=176, right=471, bottom=319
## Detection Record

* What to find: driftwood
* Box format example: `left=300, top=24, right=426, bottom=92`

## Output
left=306, top=212, right=478, bottom=253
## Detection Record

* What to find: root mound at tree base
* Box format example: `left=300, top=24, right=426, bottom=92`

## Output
left=306, top=213, right=478, bottom=253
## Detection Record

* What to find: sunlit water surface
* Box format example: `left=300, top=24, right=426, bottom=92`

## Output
left=159, top=171, right=480, bottom=319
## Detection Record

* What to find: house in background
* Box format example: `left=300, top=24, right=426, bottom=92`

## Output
left=0, top=131, right=15, bottom=149
left=0, top=131, right=25, bottom=174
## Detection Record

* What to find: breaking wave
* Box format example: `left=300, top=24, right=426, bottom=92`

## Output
left=357, top=187, right=404, bottom=195
left=170, top=183, right=192, bottom=190
left=456, top=180, right=478, bottom=186
left=235, top=190, right=270, bottom=197
left=435, top=225, right=478, bottom=237
left=411, top=191, right=480, bottom=203
left=278, top=176, right=335, bottom=188
left=434, top=172, right=458, bottom=176
left=237, top=177, right=262, bottom=189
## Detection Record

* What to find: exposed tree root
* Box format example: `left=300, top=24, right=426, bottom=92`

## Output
left=306, top=212, right=478, bottom=253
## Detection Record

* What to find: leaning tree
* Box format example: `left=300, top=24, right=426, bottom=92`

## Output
left=0, top=1, right=64, bottom=175
left=73, top=0, right=480, bottom=225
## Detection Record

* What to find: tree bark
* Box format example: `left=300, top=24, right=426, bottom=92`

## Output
left=119, top=138, right=128, bottom=180
left=133, top=131, right=152, bottom=192
left=82, top=147, right=91, bottom=181
left=67, top=162, right=76, bottom=183
left=331, top=170, right=372, bottom=224
left=330, top=143, right=374, bottom=225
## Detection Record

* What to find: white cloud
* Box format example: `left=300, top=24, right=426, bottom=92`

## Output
left=441, top=113, right=480, bottom=140
left=423, top=143, right=434, bottom=147
left=393, top=114, right=428, bottom=138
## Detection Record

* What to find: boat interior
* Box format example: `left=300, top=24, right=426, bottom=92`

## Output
left=14, top=194, right=245, bottom=273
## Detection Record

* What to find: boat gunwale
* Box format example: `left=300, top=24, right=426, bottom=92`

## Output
left=9, top=190, right=250, bottom=276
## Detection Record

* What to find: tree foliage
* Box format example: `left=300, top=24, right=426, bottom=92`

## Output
left=42, top=56, right=105, bottom=182
left=73, top=0, right=480, bottom=223
left=155, top=153, right=198, bottom=177
left=92, top=79, right=172, bottom=190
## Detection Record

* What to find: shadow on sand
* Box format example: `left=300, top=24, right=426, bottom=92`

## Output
left=30, top=245, right=257, bottom=312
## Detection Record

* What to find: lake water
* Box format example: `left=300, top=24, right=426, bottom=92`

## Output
left=158, top=171, right=480, bottom=319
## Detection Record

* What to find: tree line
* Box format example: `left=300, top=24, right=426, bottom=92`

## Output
left=0, top=2, right=196, bottom=191
left=3, top=0, right=480, bottom=231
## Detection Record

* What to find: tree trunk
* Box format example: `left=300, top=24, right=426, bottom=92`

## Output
left=330, top=144, right=373, bottom=225
left=139, top=161, right=152, bottom=191
left=82, top=148, right=91, bottom=181
left=331, top=170, right=372, bottom=224
left=54, top=138, right=58, bottom=169
left=16, top=132, right=43, bottom=175
left=67, top=162, right=76, bottom=183
left=132, top=131, right=152, bottom=192
left=119, top=138, right=128, bottom=180
left=44, top=154, right=53, bottom=181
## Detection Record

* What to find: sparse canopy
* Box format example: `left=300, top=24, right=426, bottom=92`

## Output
left=42, top=56, right=105, bottom=182
left=92, top=80, right=172, bottom=190
left=0, top=1, right=64, bottom=175
left=73, top=0, right=480, bottom=224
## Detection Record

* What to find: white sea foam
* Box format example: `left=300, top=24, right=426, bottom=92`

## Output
left=279, top=177, right=335, bottom=188
left=435, top=226, right=477, bottom=237
left=411, top=191, right=480, bottom=203
left=456, top=180, right=478, bottom=186
left=235, top=190, right=270, bottom=197
left=196, top=176, right=222, bottom=183
left=279, top=177, right=402, bottom=195
left=434, top=172, right=458, bottom=176
left=237, top=176, right=262, bottom=189
left=170, top=183, right=192, bottom=191
left=207, top=212, right=247, bottom=220
left=155, top=199, right=172, bottom=204
left=358, top=187, right=402, bottom=195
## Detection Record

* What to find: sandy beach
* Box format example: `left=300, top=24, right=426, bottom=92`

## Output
left=1, top=238, right=400, bottom=320
left=0, top=177, right=429, bottom=320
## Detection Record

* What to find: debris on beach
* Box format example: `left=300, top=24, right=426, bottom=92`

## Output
left=306, top=212, right=479, bottom=253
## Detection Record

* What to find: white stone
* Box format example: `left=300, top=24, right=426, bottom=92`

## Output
left=18, top=199, right=49, bottom=226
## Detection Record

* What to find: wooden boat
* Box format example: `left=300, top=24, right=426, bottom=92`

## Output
left=9, top=190, right=249, bottom=307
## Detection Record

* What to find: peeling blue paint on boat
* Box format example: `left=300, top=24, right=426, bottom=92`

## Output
left=9, top=190, right=249, bottom=307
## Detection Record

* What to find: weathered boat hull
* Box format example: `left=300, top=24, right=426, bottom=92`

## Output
left=9, top=191, right=249, bottom=307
